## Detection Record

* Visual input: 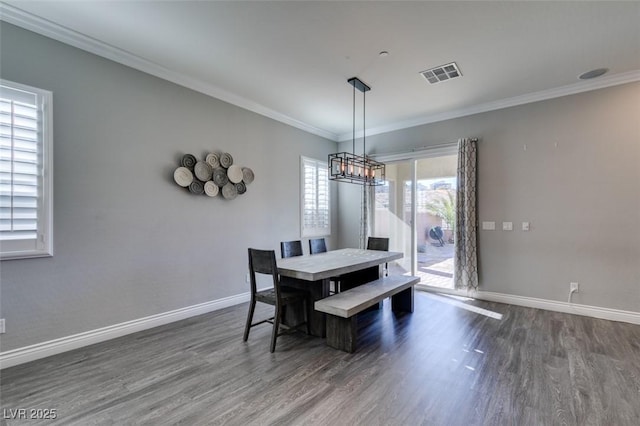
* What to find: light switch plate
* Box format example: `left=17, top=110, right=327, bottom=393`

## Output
left=522, top=222, right=530, bottom=231
left=0, top=319, right=5, bottom=334
left=503, top=222, right=513, bottom=231
left=482, top=221, right=496, bottom=230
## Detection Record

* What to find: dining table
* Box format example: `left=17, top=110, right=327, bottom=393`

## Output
left=277, top=248, right=403, bottom=337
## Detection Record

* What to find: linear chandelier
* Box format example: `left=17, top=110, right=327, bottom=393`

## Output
left=328, top=77, right=385, bottom=186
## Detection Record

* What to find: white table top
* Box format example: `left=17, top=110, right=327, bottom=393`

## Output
left=277, top=248, right=403, bottom=281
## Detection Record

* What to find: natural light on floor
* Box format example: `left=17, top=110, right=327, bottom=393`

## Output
left=431, top=293, right=503, bottom=320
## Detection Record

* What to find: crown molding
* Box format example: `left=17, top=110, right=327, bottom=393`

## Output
left=0, top=3, right=339, bottom=142
left=2, top=3, right=638, bottom=144
left=337, top=69, right=640, bottom=142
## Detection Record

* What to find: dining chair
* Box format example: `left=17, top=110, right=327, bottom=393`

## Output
left=280, top=240, right=303, bottom=258
left=309, top=238, right=327, bottom=255
left=367, top=236, right=390, bottom=276
left=367, top=237, right=389, bottom=251
left=244, top=248, right=310, bottom=352
left=309, top=237, right=341, bottom=294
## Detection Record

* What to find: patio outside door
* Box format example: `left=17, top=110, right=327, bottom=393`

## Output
left=372, top=151, right=458, bottom=289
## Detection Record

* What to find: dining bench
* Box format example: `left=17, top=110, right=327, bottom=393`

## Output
left=314, top=275, right=420, bottom=352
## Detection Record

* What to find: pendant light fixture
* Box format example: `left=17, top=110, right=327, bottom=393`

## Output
left=328, top=77, right=385, bottom=186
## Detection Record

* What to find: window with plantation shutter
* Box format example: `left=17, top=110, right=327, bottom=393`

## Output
left=0, top=80, right=53, bottom=260
left=300, top=156, right=330, bottom=238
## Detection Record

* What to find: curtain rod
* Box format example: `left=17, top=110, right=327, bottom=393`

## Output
left=371, top=138, right=478, bottom=159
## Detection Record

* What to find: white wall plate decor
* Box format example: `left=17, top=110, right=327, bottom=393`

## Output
left=174, top=167, right=194, bottom=187
left=173, top=151, right=253, bottom=200
left=227, top=165, right=243, bottom=183
left=205, top=152, right=220, bottom=168
left=204, top=181, right=219, bottom=197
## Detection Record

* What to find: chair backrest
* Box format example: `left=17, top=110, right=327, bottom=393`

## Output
left=367, top=237, right=389, bottom=252
left=280, top=240, right=303, bottom=258
left=309, top=238, right=327, bottom=255
left=248, top=248, right=281, bottom=298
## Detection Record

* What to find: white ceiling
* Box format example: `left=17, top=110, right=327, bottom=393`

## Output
left=3, top=1, right=640, bottom=141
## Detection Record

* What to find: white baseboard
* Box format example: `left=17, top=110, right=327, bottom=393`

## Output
left=417, top=285, right=640, bottom=325
left=3, top=288, right=638, bottom=369
left=0, top=292, right=250, bottom=370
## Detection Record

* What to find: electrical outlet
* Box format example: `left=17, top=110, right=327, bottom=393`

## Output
left=570, top=282, right=579, bottom=292
left=246, top=273, right=250, bottom=283
left=0, top=318, right=5, bottom=334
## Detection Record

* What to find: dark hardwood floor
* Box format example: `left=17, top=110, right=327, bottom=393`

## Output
left=2, top=291, right=639, bottom=425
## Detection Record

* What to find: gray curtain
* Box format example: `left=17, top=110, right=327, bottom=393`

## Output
left=454, top=138, right=479, bottom=290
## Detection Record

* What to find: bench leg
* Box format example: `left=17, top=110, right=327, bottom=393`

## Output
left=326, top=315, right=357, bottom=353
left=391, top=286, right=414, bottom=313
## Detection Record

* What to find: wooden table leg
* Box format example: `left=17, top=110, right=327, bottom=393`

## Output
left=339, top=266, right=382, bottom=311
left=339, top=266, right=380, bottom=291
left=281, top=276, right=329, bottom=337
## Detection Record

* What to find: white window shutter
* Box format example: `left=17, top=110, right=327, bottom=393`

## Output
left=301, top=156, right=330, bottom=237
left=0, top=81, right=53, bottom=259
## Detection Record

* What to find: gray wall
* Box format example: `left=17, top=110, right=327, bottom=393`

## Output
left=338, top=82, right=640, bottom=313
left=0, top=23, right=338, bottom=351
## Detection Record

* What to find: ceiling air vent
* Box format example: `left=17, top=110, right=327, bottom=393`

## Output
left=420, top=62, right=462, bottom=84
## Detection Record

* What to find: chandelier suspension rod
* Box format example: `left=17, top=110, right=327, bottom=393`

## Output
left=363, top=86, right=366, bottom=158
left=352, top=80, right=356, bottom=156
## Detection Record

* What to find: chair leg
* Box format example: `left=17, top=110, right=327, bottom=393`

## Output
left=270, top=306, right=281, bottom=353
left=243, top=299, right=256, bottom=342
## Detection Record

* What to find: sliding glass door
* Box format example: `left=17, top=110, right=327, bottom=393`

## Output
left=415, top=155, right=457, bottom=289
left=373, top=161, right=414, bottom=275
left=373, top=149, right=458, bottom=289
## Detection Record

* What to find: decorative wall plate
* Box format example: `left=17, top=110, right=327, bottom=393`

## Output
left=220, top=152, right=233, bottom=168
left=173, top=151, right=252, bottom=200
left=227, top=165, right=243, bottom=183
left=213, top=167, right=229, bottom=187
left=194, top=161, right=213, bottom=181
left=242, top=167, right=254, bottom=184
left=205, top=153, right=220, bottom=168
left=181, top=154, right=197, bottom=169
left=221, top=182, right=238, bottom=199
left=174, top=167, right=194, bottom=187
left=204, top=181, right=219, bottom=197
left=188, top=180, right=204, bottom=195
